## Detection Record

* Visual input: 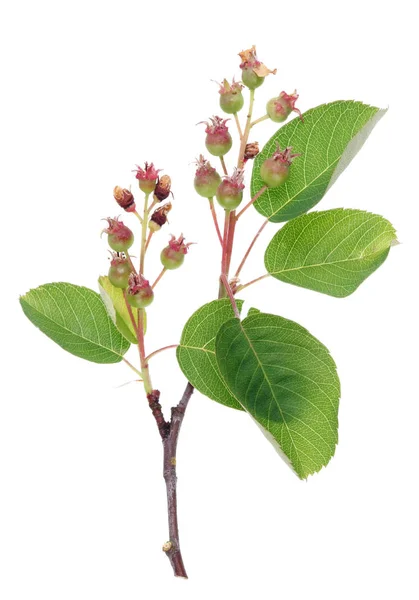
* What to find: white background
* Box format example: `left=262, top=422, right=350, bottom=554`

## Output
left=1, top=0, right=418, bottom=598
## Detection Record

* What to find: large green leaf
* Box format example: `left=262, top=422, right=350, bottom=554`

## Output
left=98, top=275, right=139, bottom=344
left=215, top=312, right=340, bottom=479
left=177, top=299, right=244, bottom=410
left=265, top=209, right=397, bottom=298
left=20, top=282, right=130, bottom=363
left=251, top=101, right=386, bottom=222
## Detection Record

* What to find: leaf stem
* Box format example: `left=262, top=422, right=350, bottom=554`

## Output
left=235, top=273, right=270, bottom=293
left=208, top=197, right=223, bottom=246
left=145, top=344, right=178, bottom=363
left=250, top=114, right=269, bottom=128
left=235, top=218, right=269, bottom=279
left=122, top=357, right=143, bottom=378
left=220, top=274, right=240, bottom=318
left=152, top=267, right=167, bottom=290
left=236, top=186, right=268, bottom=220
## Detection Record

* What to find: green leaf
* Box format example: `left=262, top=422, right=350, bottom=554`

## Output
left=251, top=101, right=386, bottom=222
left=98, top=275, right=140, bottom=344
left=20, top=282, right=130, bottom=364
left=215, top=312, right=340, bottom=479
left=177, top=299, right=244, bottom=410
left=265, top=209, right=397, bottom=298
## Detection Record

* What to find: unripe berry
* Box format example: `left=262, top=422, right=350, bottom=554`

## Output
left=202, top=116, right=232, bottom=157
left=216, top=168, right=245, bottom=211
left=266, top=91, right=303, bottom=123
left=160, top=234, right=192, bottom=270
left=134, top=162, right=161, bottom=194
left=260, top=144, right=301, bottom=188
left=219, top=79, right=244, bottom=114
left=103, top=217, right=134, bottom=252
left=113, top=186, right=136, bottom=212
left=238, top=45, right=276, bottom=90
left=194, top=155, right=222, bottom=198
left=126, top=273, right=154, bottom=308
left=149, top=202, right=172, bottom=232
left=108, top=254, right=131, bottom=288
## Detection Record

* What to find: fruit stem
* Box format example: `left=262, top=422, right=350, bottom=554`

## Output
left=250, top=114, right=269, bottom=128
left=235, top=218, right=269, bottom=279
left=234, top=113, right=243, bottom=140
left=140, top=193, right=150, bottom=274
left=152, top=267, right=167, bottom=289
left=208, top=197, right=223, bottom=246
left=125, top=252, right=137, bottom=274
left=236, top=186, right=268, bottom=220
left=219, top=155, right=228, bottom=176
left=145, top=230, right=153, bottom=253
left=237, top=88, right=255, bottom=168
left=145, top=344, right=179, bottom=363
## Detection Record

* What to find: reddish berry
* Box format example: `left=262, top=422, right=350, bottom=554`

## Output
left=201, top=116, right=232, bottom=157
left=160, top=234, right=192, bottom=270
left=108, top=254, right=131, bottom=289
left=218, top=79, right=244, bottom=114
left=126, top=273, right=154, bottom=308
left=216, top=168, right=245, bottom=210
left=239, top=45, right=276, bottom=90
left=266, top=91, right=303, bottom=123
left=103, top=217, right=134, bottom=252
left=154, top=175, right=172, bottom=202
left=260, top=144, right=301, bottom=188
left=134, top=162, right=161, bottom=194
left=194, top=155, right=222, bottom=198
left=113, top=186, right=136, bottom=212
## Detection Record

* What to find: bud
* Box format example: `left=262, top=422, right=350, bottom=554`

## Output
left=126, top=273, right=154, bottom=308
left=160, top=234, right=192, bottom=270
left=201, top=116, right=233, bottom=157
left=149, top=202, right=172, bottom=232
left=260, top=144, right=301, bottom=188
left=216, top=168, right=245, bottom=210
left=194, top=155, right=222, bottom=198
left=239, top=45, right=277, bottom=90
left=266, top=91, right=303, bottom=123
left=153, top=175, right=172, bottom=202
left=218, top=78, right=244, bottom=114
left=244, top=142, right=260, bottom=161
left=134, top=162, right=161, bottom=194
left=108, top=253, right=131, bottom=289
left=102, top=217, right=134, bottom=252
left=113, top=186, right=136, bottom=212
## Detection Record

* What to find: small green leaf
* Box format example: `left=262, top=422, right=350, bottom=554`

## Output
left=215, top=312, right=340, bottom=479
left=98, top=275, right=140, bottom=344
left=177, top=299, right=244, bottom=410
left=251, top=101, right=386, bottom=222
left=265, top=209, right=397, bottom=298
left=20, top=282, right=130, bottom=363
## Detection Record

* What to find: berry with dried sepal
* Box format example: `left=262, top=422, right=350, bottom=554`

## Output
left=134, top=162, right=161, bottom=194
left=103, top=217, right=134, bottom=252
left=160, top=234, right=192, bottom=270
left=113, top=186, right=136, bottom=212
left=202, top=116, right=232, bottom=157
left=149, top=202, right=172, bottom=232
left=218, top=79, right=244, bottom=114
left=194, top=155, right=221, bottom=198
left=239, top=45, right=276, bottom=90
left=154, top=175, right=172, bottom=202
left=216, top=168, right=245, bottom=210
left=260, top=144, right=301, bottom=188
left=126, top=273, right=154, bottom=308
left=108, top=253, right=131, bottom=289
left=244, top=142, right=259, bottom=161
left=266, top=91, right=303, bottom=123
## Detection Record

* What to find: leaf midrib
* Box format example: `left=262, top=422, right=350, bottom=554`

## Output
left=269, top=249, right=389, bottom=275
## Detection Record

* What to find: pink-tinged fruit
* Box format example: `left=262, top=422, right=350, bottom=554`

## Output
left=113, top=186, right=136, bottom=212
left=266, top=91, right=303, bottom=123
left=160, top=234, right=193, bottom=270
left=134, top=162, right=161, bottom=194
left=216, top=168, right=245, bottom=210
left=194, top=155, right=222, bottom=198
left=126, top=273, right=154, bottom=308
left=218, top=78, right=244, bottom=114
left=103, top=217, right=134, bottom=252
left=201, top=116, right=233, bottom=157
left=108, top=253, right=131, bottom=289
left=260, top=144, right=301, bottom=188
left=239, top=45, right=277, bottom=90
